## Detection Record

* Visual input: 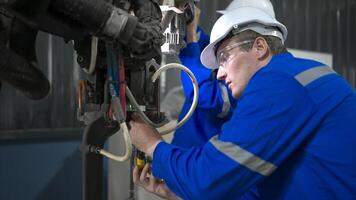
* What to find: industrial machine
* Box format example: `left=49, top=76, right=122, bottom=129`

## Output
left=0, top=0, right=198, bottom=199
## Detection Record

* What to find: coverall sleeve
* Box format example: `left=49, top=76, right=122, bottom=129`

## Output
left=179, top=28, right=225, bottom=113
left=152, top=71, right=318, bottom=199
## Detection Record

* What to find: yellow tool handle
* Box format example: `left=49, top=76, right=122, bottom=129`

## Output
left=135, top=150, right=146, bottom=170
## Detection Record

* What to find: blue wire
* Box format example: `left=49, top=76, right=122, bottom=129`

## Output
left=105, top=43, right=119, bottom=96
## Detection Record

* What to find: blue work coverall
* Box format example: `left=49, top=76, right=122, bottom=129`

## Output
left=172, top=27, right=236, bottom=148
left=153, top=52, right=356, bottom=199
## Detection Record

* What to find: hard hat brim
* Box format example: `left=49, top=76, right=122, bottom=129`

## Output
left=201, top=7, right=287, bottom=70
left=201, top=27, right=233, bottom=69
left=216, top=10, right=227, bottom=14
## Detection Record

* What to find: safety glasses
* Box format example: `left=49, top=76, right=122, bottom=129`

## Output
left=216, top=40, right=254, bottom=69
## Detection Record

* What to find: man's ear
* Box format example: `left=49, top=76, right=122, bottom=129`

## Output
left=254, top=37, right=269, bottom=60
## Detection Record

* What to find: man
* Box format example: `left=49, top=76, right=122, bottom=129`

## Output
left=174, top=2, right=274, bottom=198
left=170, top=1, right=274, bottom=199
left=130, top=6, right=356, bottom=200
left=174, top=0, right=275, bottom=149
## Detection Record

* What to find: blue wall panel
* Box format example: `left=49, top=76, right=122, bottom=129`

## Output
left=0, top=139, right=82, bottom=200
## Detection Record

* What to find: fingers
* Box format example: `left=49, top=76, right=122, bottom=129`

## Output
left=132, top=164, right=174, bottom=199
left=130, top=112, right=141, bottom=121
left=133, top=163, right=157, bottom=193
left=133, top=163, right=152, bottom=188
left=145, top=165, right=160, bottom=193
left=132, top=166, right=139, bottom=184
left=148, top=174, right=157, bottom=192
left=129, top=113, right=141, bottom=127
left=129, top=113, right=153, bottom=129
left=139, top=163, right=150, bottom=183
left=133, top=164, right=147, bottom=188
left=130, top=112, right=146, bottom=125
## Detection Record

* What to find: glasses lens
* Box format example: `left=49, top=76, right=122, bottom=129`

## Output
left=218, top=51, right=229, bottom=68
left=216, top=40, right=254, bottom=68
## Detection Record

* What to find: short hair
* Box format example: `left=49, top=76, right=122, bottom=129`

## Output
left=227, top=30, right=287, bottom=55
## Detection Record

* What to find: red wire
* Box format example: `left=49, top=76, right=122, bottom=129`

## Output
left=119, top=56, right=126, bottom=117
left=108, top=103, right=113, bottom=119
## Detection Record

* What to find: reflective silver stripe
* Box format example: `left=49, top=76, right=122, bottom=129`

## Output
left=217, top=82, right=231, bottom=118
left=209, top=135, right=277, bottom=176
left=294, top=66, right=336, bottom=86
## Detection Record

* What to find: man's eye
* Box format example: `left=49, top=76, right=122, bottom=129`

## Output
left=220, top=52, right=229, bottom=63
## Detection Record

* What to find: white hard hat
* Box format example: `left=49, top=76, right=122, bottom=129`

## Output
left=217, top=0, right=275, bottom=18
left=201, top=7, right=287, bottom=69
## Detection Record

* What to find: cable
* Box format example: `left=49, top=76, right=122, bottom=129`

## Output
left=126, top=62, right=199, bottom=135
left=119, top=56, right=126, bottom=115
left=98, top=96, right=132, bottom=162
left=125, top=86, right=168, bottom=128
left=152, top=63, right=199, bottom=135
left=105, top=42, right=119, bottom=96
left=82, top=36, right=98, bottom=75
left=96, top=63, right=198, bottom=162
left=98, top=121, right=132, bottom=162
left=97, top=44, right=132, bottom=163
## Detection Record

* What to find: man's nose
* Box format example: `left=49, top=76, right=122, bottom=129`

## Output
left=216, top=67, right=226, bottom=80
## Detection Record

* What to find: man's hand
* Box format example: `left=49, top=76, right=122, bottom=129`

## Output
left=186, top=6, right=201, bottom=43
left=129, top=114, right=162, bottom=158
left=133, top=164, right=181, bottom=200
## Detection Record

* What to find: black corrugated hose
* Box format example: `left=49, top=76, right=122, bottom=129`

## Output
left=0, top=46, right=50, bottom=100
